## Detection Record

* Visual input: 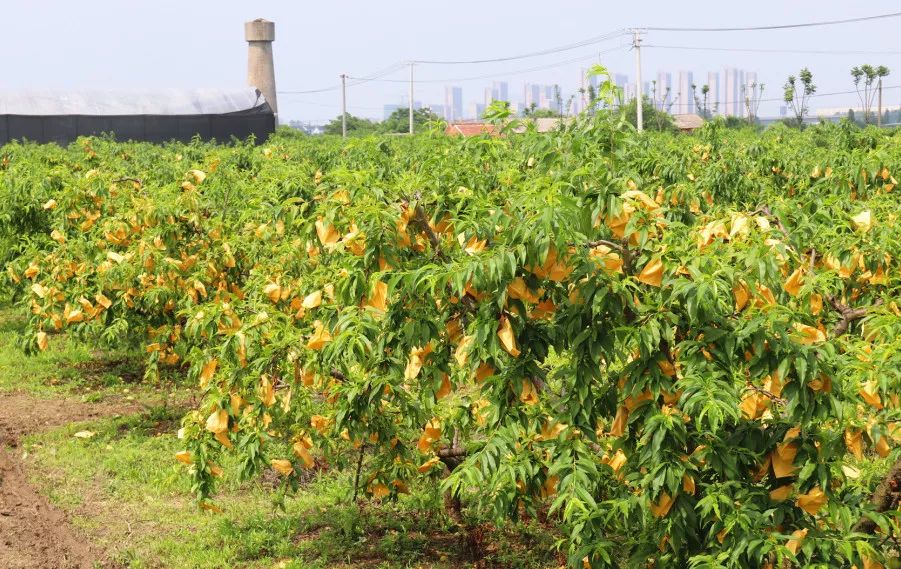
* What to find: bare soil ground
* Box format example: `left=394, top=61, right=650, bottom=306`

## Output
left=0, top=392, right=134, bottom=569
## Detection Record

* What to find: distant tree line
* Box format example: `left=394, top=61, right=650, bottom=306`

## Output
left=306, top=63, right=893, bottom=136
left=323, top=108, right=441, bottom=136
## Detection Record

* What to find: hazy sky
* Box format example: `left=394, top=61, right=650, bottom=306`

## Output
left=2, top=1, right=900, bottom=122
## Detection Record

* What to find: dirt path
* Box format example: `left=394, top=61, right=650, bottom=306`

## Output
left=0, top=392, right=134, bottom=569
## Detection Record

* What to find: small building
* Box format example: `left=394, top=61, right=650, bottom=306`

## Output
left=0, top=88, right=274, bottom=145
left=443, top=117, right=570, bottom=137
left=444, top=122, right=499, bottom=137
left=672, top=113, right=705, bottom=132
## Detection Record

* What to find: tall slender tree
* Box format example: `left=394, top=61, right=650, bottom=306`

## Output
left=851, top=64, right=890, bottom=124
left=784, top=68, right=816, bottom=127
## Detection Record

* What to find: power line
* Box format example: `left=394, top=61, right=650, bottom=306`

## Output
left=682, top=85, right=901, bottom=108
left=411, top=29, right=627, bottom=65
left=278, top=63, right=408, bottom=95
left=271, top=96, right=384, bottom=112
left=645, top=44, right=901, bottom=56
left=348, top=45, right=630, bottom=85
left=644, top=11, right=901, bottom=32
left=346, top=63, right=408, bottom=86
left=278, top=30, right=627, bottom=93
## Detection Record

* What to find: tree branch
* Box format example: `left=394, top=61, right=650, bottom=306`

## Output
left=412, top=204, right=443, bottom=256
left=745, top=383, right=787, bottom=406
left=826, top=295, right=883, bottom=337
left=584, top=239, right=624, bottom=252
left=620, top=238, right=635, bottom=276
left=352, top=443, right=366, bottom=503
left=854, top=455, right=901, bottom=534
left=112, top=177, right=143, bottom=187
left=759, top=205, right=793, bottom=248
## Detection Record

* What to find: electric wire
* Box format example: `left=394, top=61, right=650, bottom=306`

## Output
left=348, top=45, right=630, bottom=85
left=411, top=29, right=628, bottom=64
left=643, top=11, right=901, bottom=32
left=675, top=85, right=900, bottom=108
left=645, top=44, right=901, bottom=56
left=277, top=10, right=901, bottom=116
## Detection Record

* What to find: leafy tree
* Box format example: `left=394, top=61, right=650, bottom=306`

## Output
left=275, top=125, right=308, bottom=139
left=722, top=116, right=754, bottom=129
left=621, top=96, right=676, bottom=131
left=851, top=64, right=891, bottom=124
left=525, top=107, right=561, bottom=119
left=7, top=113, right=901, bottom=569
left=379, top=107, right=441, bottom=134
left=743, top=81, right=765, bottom=123
left=323, top=113, right=379, bottom=136
left=784, top=68, right=816, bottom=127
left=586, top=84, right=598, bottom=110
left=692, top=83, right=717, bottom=120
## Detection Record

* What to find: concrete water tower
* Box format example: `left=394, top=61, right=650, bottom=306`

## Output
left=245, top=18, right=278, bottom=120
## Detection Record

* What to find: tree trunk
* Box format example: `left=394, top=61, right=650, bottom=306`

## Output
left=854, top=455, right=901, bottom=534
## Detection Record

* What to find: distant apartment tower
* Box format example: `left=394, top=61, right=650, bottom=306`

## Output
left=723, top=68, right=745, bottom=117
left=492, top=81, right=509, bottom=102
left=383, top=104, right=400, bottom=120
left=444, top=86, right=463, bottom=121
left=706, top=71, right=721, bottom=116
left=524, top=84, right=541, bottom=109
left=483, top=87, right=493, bottom=107
left=654, top=72, right=673, bottom=109
left=676, top=71, right=694, bottom=114
left=613, top=73, right=630, bottom=103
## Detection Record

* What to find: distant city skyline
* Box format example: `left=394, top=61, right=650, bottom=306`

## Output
left=373, top=65, right=767, bottom=122
left=2, top=1, right=898, bottom=123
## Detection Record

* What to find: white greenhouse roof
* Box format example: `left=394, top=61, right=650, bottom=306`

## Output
left=0, top=88, right=269, bottom=116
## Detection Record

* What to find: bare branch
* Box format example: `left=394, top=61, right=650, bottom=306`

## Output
left=759, top=205, right=793, bottom=248
left=584, top=239, right=624, bottom=252
left=412, top=204, right=443, bottom=254
left=854, top=455, right=901, bottom=534
left=827, top=296, right=884, bottom=337
left=745, top=383, right=787, bottom=406
left=112, top=177, right=143, bottom=186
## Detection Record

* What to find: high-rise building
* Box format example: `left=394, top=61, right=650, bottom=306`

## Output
left=523, top=84, right=541, bottom=109
left=706, top=71, right=721, bottom=116
left=723, top=68, right=745, bottom=117
left=444, top=86, right=463, bottom=121
left=677, top=71, right=694, bottom=114
left=613, top=73, right=630, bottom=102
left=492, top=81, right=509, bottom=102
left=383, top=104, right=400, bottom=120
left=655, top=72, right=673, bottom=109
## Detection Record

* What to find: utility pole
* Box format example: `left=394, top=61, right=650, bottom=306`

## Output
left=408, top=62, right=415, bottom=135
left=340, top=74, right=347, bottom=138
left=632, top=29, right=644, bottom=132
left=878, top=77, right=883, bottom=127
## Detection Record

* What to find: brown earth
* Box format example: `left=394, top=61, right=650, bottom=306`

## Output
left=0, top=392, right=134, bottom=569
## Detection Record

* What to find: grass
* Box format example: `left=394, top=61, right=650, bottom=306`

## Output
left=1, top=304, right=562, bottom=568
left=24, top=411, right=560, bottom=568
left=0, top=306, right=155, bottom=400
